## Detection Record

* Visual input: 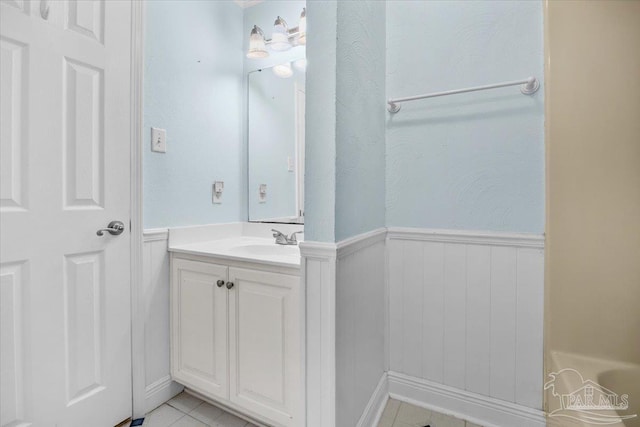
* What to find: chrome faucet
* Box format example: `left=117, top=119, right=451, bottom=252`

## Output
left=272, top=229, right=303, bottom=245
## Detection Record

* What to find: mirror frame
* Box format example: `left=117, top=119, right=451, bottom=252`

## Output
left=246, top=64, right=305, bottom=224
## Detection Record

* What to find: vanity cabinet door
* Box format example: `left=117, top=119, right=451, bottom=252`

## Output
left=228, top=268, right=301, bottom=427
left=171, top=258, right=229, bottom=400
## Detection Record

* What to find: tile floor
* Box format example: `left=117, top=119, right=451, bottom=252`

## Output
left=129, top=392, right=483, bottom=427
left=136, top=392, right=259, bottom=427
left=377, top=398, right=483, bottom=427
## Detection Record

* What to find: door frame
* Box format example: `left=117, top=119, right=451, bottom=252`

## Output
left=129, top=0, right=146, bottom=419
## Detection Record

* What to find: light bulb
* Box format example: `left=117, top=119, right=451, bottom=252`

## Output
left=273, top=62, right=293, bottom=78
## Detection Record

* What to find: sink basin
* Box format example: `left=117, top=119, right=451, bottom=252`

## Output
left=228, top=244, right=300, bottom=257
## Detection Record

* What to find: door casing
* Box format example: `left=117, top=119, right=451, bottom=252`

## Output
left=129, top=0, right=146, bottom=419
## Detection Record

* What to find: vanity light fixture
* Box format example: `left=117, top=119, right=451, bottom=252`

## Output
left=273, top=62, right=293, bottom=78
left=246, top=8, right=307, bottom=58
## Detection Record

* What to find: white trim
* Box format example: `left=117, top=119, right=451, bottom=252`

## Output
left=387, top=227, right=544, bottom=248
left=301, top=247, right=336, bottom=427
left=383, top=231, right=390, bottom=373
left=388, top=371, right=546, bottom=427
left=130, top=0, right=145, bottom=419
left=356, top=373, right=389, bottom=427
left=300, top=227, right=387, bottom=260
left=336, top=228, right=386, bottom=259
left=144, top=376, right=183, bottom=414
left=143, top=228, right=169, bottom=242
left=299, top=241, right=337, bottom=259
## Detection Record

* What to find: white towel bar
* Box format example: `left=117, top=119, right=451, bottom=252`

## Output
left=387, top=76, right=540, bottom=113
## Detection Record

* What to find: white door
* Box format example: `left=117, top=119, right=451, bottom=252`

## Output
left=228, top=268, right=301, bottom=427
left=0, top=1, right=132, bottom=426
left=171, top=259, right=229, bottom=400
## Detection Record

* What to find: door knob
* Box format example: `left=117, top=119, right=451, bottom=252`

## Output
left=217, top=280, right=225, bottom=288
left=226, top=282, right=234, bottom=290
left=96, top=220, right=125, bottom=236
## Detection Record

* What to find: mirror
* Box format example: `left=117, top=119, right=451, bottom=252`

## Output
left=248, top=63, right=305, bottom=223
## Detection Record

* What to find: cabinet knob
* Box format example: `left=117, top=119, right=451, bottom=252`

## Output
left=226, top=281, right=234, bottom=290
left=217, top=279, right=225, bottom=288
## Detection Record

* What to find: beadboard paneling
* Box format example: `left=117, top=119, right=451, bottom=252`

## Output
left=300, top=243, right=336, bottom=427
left=336, top=236, right=386, bottom=427
left=143, top=229, right=182, bottom=412
left=301, top=228, right=387, bottom=427
left=388, top=229, right=544, bottom=409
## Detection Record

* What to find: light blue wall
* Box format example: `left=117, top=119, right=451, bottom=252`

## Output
left=386, top=1, right=545, bottom=233
left=335, top=1, right=386, bottom=241
left=304, top=1, right=387, bottom=242
left=304, top=1, right=337, bottom=242
left=144, top=1, right=244, bottom=229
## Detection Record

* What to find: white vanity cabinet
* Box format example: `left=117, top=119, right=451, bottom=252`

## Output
left=170, top=253, right=302, bottom=427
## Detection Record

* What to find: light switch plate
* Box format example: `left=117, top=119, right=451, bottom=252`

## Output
left=258, top=184, right=267, bottom=203
left=151, top=127, right=167, bottom=153
left=212, top=181, right=224, bottom=204
left=287, top=156, right=294, bottom=172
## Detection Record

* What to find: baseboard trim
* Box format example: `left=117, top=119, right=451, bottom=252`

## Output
left=356, top=373, right=389, bottom=427
left=388, top=371, right=546, bottom=427
left=144, top=375, right=183, bottom=414
left=387, top=227, right=544, bottom=249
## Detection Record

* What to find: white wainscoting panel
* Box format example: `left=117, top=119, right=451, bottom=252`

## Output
left=387, top=228, right=544, bottom=412
left=336, top=230, right=386, bottom=427
left=300, top=241, right=336, bottom=427
left=301, top=228, right=388, bottom=427
left=143, top=229, right=183, bottom=413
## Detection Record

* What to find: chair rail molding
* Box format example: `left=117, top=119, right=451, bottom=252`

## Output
left=387, top=227, right=544, bottom=248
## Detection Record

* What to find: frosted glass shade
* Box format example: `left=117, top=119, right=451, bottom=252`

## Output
left=273, top=62, right=293, bottom=78
left=271, top=17, right=292, bottom=51
left=247, top=31, right=268, bottom=58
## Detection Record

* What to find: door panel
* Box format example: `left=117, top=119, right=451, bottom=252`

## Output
left=171, top=259, right=229, bottom=400
left=63, top=57, right=104, bottom=209
left=0, top=261, right=28, bottom=427
left=0, top=36, right=27, bottom=212
left=0, top=1, right=132, bottom=425
left=228, top=268, right=301, bottom=427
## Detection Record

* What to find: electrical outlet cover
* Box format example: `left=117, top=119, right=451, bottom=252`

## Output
left=212, top=181, right=224, bottom=204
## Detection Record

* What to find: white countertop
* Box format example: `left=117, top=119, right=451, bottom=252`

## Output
left=169, top=236, right=301, bottom=268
